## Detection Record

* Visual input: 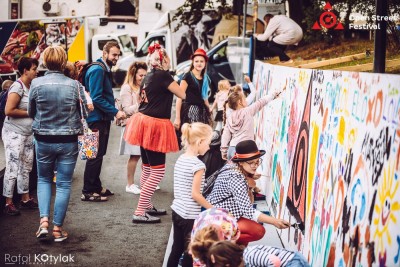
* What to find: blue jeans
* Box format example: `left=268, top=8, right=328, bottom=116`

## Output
left=286, top=252, right=310, bottom=267
left=35, top=140, right=78, bottom=226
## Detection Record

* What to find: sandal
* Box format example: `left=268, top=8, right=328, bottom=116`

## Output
left=81, top=193, right=108, bottom=202
left=53, top=229, right=68, bottom=242
left=36, top=219, right=49, bottom=238
left=100, top=188, right=114, bottom=196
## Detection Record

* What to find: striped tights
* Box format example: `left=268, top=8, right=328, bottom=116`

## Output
left=135, top=164, right=165, bottom=216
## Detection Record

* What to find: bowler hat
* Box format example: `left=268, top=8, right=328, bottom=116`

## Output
left=231, top=140, right=266, bottom=162
left=191, top=48, right=208, bottom=61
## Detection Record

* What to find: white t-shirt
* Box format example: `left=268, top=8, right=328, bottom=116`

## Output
left=171, top=154, right=206, bottom=219
left=3, top=80, right=33, bottom=136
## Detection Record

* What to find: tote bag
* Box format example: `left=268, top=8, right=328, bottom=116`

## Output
left=76, top=81, right=99, bottom=160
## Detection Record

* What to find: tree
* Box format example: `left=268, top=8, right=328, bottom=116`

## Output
left=173, top=0, right=230, bottom=31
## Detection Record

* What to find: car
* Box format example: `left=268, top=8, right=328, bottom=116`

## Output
left=174, top=39, right=236, bottom=102
left=0, top=56, right=18, bottom=82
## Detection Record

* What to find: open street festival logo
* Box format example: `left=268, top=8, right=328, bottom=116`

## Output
left=312, top=2, right=344, bottom=30
left=312, top=1, right=400, bottom=30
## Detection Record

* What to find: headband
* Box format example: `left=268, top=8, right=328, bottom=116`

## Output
left=232, top=151, right=261, bottom=160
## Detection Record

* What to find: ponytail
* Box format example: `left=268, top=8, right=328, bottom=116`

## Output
left=181, top=122, right=213, bottom=150
left=227, top=85, right=243, bottom=110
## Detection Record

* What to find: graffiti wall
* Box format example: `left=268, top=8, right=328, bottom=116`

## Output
left=253, top=61, right=400, bottom=267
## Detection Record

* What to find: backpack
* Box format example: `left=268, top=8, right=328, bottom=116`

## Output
left=76, top=61, right=107, bottom=87
left=202, top=166, right=229, bottom=199
left=0, top=80, right=23, bottom=127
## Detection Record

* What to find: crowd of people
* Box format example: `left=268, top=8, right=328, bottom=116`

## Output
left=1, top=15, right=310, bottom=264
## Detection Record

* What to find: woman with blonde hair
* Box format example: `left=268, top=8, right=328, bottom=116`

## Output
left=124, top=44, right=186, bottom=223
left=29, top=46, right=83, bottom=242
left=118, top=61, right=148, bottom=195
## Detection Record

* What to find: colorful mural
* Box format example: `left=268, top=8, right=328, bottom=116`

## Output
left=253, top=61, right=400, bottom=267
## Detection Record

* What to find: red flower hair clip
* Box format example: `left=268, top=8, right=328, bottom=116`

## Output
left=148, top=43, right=161, bottom=54
left=148, top=43, right=164, bottom=65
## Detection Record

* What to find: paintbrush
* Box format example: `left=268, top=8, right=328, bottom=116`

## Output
left=291, top=222, right=305, bottom=233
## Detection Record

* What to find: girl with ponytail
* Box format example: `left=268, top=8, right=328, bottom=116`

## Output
left=167, top=122, right=213, bottom=267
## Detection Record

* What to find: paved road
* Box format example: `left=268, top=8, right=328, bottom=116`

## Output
left=0, top=89, right=180, bottom=267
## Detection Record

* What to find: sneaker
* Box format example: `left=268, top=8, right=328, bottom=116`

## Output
left=132, top=213, right=161, bottom=224
left=126, top=184, right=141, bottom=195
left=145, top=206, right=167, bottom=215
left=20, top=198, right=39, bottom=209
left=4, top=203, right=21, bottom=216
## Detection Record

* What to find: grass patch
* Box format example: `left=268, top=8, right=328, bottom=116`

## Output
left=283, top=39, right=400, bottom=74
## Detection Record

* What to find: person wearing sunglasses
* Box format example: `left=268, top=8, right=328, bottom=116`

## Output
left=206, top=140, right=290, bottom=246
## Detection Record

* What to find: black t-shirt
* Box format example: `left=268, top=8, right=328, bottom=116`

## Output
left=139, top=69, right=175, bottom=119
left=182, top=72, right=204, bottom=105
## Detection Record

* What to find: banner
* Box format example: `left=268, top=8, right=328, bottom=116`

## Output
left=0, top=18, right=83, bottom=69
left=253, top=60, right=400, bottom=267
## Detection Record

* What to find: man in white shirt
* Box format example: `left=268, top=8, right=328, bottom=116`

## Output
left=254, top=14, right=303, bottom=63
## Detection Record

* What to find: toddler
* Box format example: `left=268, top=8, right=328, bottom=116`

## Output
left=210, top=80, right=229, bottom=131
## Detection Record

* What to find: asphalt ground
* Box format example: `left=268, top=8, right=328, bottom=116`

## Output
left=0, top=89, right=180, bottom=267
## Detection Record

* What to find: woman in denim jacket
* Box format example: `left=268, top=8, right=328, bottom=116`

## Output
left=28, top=46, right=86, bottom=242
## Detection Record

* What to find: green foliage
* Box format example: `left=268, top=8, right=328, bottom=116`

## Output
left=173, top=0, right=230, bottom=31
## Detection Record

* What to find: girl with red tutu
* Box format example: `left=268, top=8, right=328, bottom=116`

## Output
left=124, top=44, right=186, bottom=223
